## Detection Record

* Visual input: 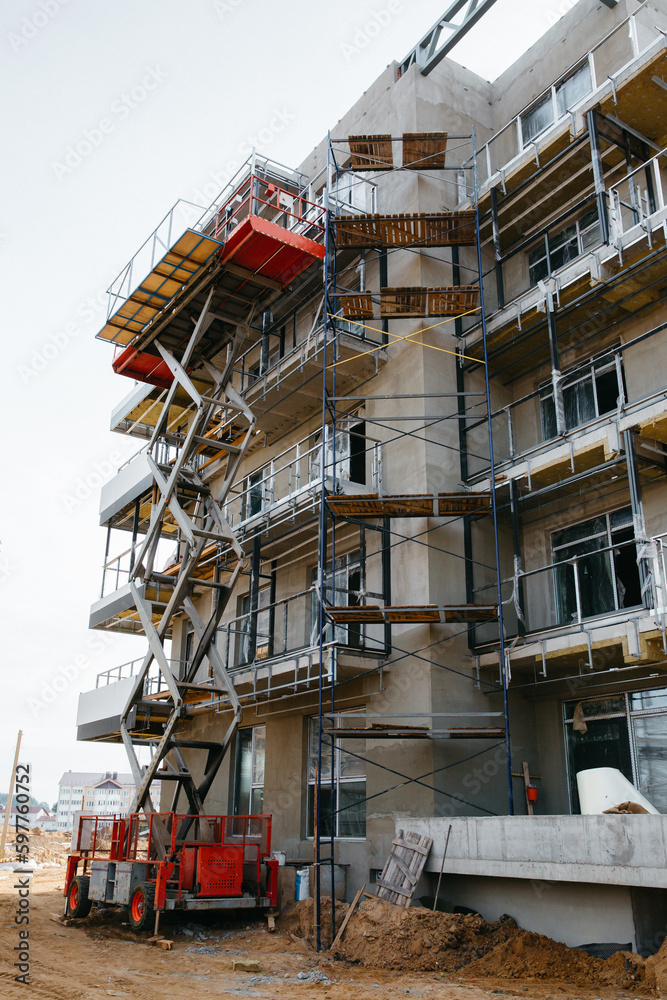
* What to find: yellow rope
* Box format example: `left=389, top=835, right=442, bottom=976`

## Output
left=325, top=307, right=484, bottom=369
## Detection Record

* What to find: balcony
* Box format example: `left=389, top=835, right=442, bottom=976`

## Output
left=76, top=657, right=189, bottom=742
left=89, top=522, right=227, bottom=634
left=470, top=3, right=667, bottom=200
left=465, top=331, right=667, bottom=487
left=470, top=522, right=667, bottom=681
left=78, top=587, right=387, bottom=742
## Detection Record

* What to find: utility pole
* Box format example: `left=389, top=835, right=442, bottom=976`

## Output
left=0, top=730, right=23, bottom=860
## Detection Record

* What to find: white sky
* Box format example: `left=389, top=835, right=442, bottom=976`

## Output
left=1, top=0, right=579, bottom=806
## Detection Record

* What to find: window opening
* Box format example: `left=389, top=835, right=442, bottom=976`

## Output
left=552, top=508, right=641, bottom=624
left=529, top=208, right=601, bottom=286
left=307, top=712, right=366, bottom=838
left=564, top=689, right=667, bottom=813
left=540, top=353, right=624, bottom=439
left=234, top=726, right=266, bottom=814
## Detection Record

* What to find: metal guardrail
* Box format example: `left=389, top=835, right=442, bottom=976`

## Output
left=470, top=2, right=664, bottom=194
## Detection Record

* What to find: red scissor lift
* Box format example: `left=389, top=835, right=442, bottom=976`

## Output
left=108, top=169, right=326, bottom=389
left=65, top=812, right=278, bottom=931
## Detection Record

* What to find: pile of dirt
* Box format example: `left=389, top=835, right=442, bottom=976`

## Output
left=644, top=936, right=667, bottom=992
left=284, top=896, right=658, bottom=993
left=464, top=930, right=645, bottom=990
left=333, top=897, right=519, bottom=972
left=279, top=897, right=350, bottom=950
left=3, top=830, right=70, bottom=865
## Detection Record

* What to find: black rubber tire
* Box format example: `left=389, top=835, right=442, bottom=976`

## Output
left=67, top=875, right=92, bottom=918
left=129, top=882, right=155, bottom=932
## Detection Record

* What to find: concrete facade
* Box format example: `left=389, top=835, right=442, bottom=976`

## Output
left=78, top=0, right=667, bottom=951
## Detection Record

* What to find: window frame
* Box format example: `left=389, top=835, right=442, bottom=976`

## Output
left=528, top=207, right=602, bottom=287
left=519, top=59, right=593, bottom=148
left=551, top=507, right=641, bottom=625
left=539, top=350, right=623, bottom=440
left=563, top=687, right=667, bottom=813
left=306, top=712, right=366, bottom=840
left=233, top=725, right=266, bottom=816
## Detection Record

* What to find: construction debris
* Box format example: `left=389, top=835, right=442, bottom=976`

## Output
left=232, top=958, right=261, bottom=972
left=283, top=895, right=660, bottom=991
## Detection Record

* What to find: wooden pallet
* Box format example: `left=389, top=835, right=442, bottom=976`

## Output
left=324, top=604, right=498, bottom=624
left=332, top=212, right=477, bottom=248
left=339, top=292, right=374, bottom=320
left=402, top=132, right=448, bottom=170
left=380, top=285, right=479, bottom=318
left=348, top=134, right=394, bottom=171
left=326, top=492, right=492, bottom=517
left=376, top=830, right=433, bottom=907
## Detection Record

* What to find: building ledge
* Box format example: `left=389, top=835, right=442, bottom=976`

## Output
left=401, top=814, right=667, bottom=889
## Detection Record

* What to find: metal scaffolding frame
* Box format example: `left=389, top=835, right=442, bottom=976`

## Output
left=311, top=129, right=512, bottom=948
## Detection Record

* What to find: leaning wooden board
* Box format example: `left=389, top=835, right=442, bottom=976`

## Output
left=376, top=829, right=433, bottom=907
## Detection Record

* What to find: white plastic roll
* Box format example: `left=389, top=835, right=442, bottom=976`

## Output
left=576, top=766, right=659, bottom=814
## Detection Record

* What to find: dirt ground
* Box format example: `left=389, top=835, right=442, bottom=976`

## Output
left=0, top=836, right=661, bottom=1000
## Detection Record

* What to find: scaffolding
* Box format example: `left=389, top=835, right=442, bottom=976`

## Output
left=309, top=128, right=513, bottom=947
left=78, top=0, right=667, bottom=952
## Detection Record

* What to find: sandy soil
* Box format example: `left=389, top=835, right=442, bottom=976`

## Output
left=0, top=843, right=657, bottom=1000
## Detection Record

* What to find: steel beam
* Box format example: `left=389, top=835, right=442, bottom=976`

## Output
left=397, top=0, right=500, bottom=78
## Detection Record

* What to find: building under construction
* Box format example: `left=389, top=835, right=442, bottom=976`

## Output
left=76, top=0, right=667, bottom=954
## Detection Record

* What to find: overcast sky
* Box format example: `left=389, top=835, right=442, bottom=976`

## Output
left=1, top=0, right=577, bottom=806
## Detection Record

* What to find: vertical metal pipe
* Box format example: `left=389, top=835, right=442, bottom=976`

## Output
left=247, top=535, right=261, bottom=663
left=509, top=480, right=526, bottom=637
left=379, top=248, right=389, bottom=345
left=490, top=187, right=504, bottom=309
left=129, top=498, right=141, bottom=575
left=260, top=310, right=271, bottom=376
left=624, top=428, right=649, bottom=603
left=101, top=524, right=112, bottom=598
left=315, top=133, right=334, bottom=953
left=473, top=127, right=514, bottom=815
left=381, top=517, right=392, bottom=655
left=587, top=110, right=610, bottom=245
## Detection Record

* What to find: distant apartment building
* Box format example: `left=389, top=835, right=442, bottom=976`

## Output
left=56, top=771, right=161, bottom=830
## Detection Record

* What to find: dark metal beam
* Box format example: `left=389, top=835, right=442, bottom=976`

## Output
left=397, top=0, right=500, bottom=78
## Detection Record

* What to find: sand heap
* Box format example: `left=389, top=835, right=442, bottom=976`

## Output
left=2, top=830, right=70, bottom=866
left=281, top=896, right=656, bottom=992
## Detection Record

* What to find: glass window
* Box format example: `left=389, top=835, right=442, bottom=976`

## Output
left=522, top=93, right=554, bottom=144
left=529, top=209, right=601, bottom=287
left=552, top=508, right=641, bottom=624
left=631, top=690, right=667, bottom=712
left=556, top=62, right=592, bottom=117
left=564, top=688, right=667, bottom=813
left=238, top=587, right=272, bottom=665
left=521, top=62, right=592, bottom=147
left=540, top=354, right=623, bottom=439
left=234, top=726, right=266, bottom=815
left=307, top=714, right=366, bottom=838
left=243, top=466, right=273, bottom=519
left=311, top=551, right=363, bottom=649
left=633, top=716, right=667, bottom=812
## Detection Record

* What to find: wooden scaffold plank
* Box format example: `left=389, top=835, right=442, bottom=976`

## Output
left=348, top=134, right=394, bottom=171
left=332, top=212, right=477, bottom=248
left=402, top=132, right=448, bottom=170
